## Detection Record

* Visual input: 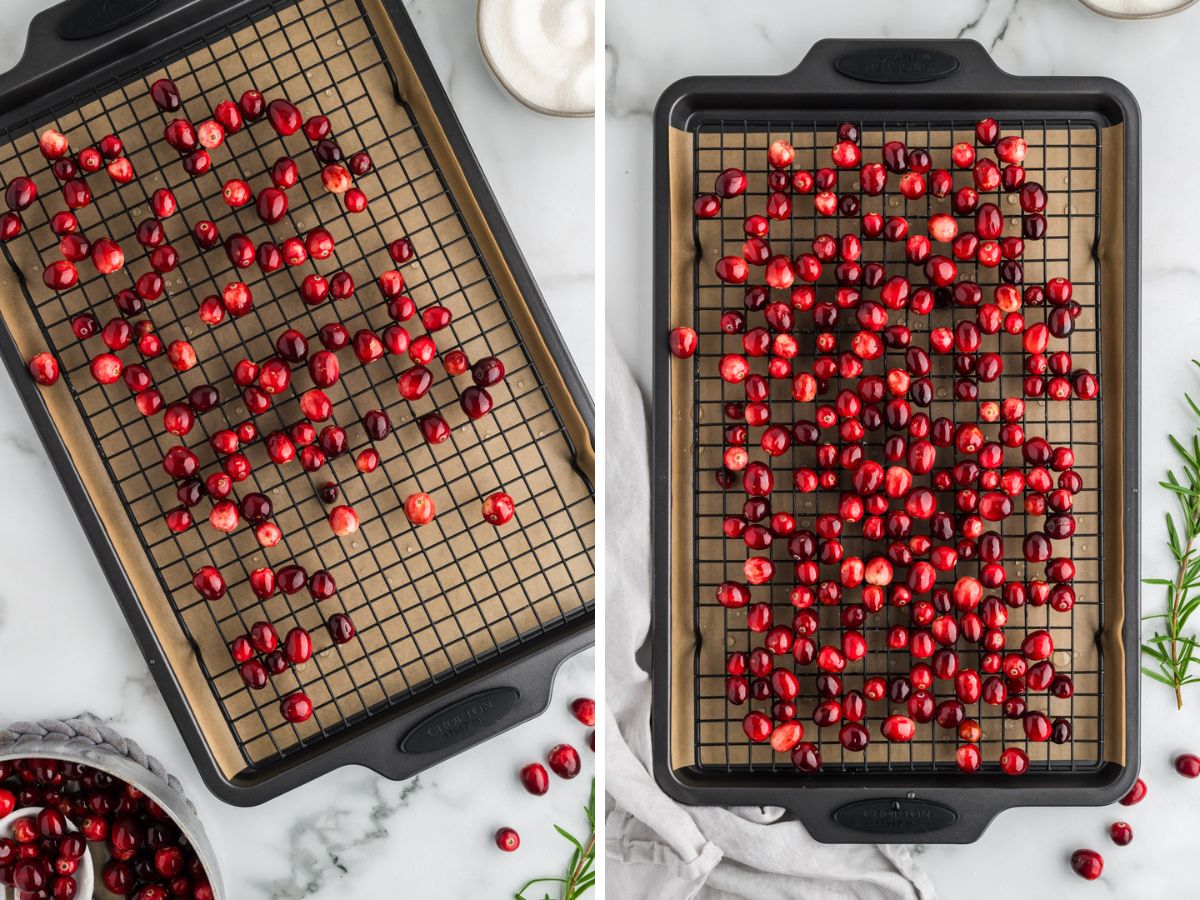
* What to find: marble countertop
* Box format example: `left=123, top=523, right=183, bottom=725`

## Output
left=0, top=1, right=595, bottom=897
left=607, top=0, right=1200, bottom=896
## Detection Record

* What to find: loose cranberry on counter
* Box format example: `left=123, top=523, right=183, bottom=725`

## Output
left=1175, top=754, right=1200, bottom=778
left=494, top=826, right=520, bottom=852
left=1118, top=777, right=1146, bottom=806
left=519, top=763, right=550, bottom=796
left=547, top=744, right=581, bottom=779
left=1109, top=821, right=1132, bottom=846
left=571, top=698, right=596, bottom=727
left=1070, top=849, right=1103, bottom=881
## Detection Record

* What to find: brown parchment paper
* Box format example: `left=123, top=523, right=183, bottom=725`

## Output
left=0, top=0, right=594, bottom=777
left=667, top=121, right=1125, bottom=773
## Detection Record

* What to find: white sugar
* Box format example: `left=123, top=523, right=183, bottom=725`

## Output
left=478, top=0, right=595, bottom=116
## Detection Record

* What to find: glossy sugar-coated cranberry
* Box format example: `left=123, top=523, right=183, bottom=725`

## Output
left=1070, top=849, right=1103, bottom=881
left=1176, top=753, right=1200, bottom=777
left=547, top=743, right=581, bottom=779
left=482, top=491, right=515, bottom=526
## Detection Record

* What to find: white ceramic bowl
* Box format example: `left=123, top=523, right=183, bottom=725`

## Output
left=476, top=0, right=595, bottom=118
left=0, top=806, right=94, bottom=898
left=1077, top=0, right=1197, bottom=19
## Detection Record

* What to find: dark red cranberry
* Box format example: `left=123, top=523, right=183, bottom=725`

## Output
left=519, top=763, right=549, bottom=796
left=1070, top=849, right=1103, bottom=880
left=547, top=744, right=581, bottom=779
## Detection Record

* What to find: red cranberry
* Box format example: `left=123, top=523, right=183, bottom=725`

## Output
left=329, top=505, right=359, bottom=536
left=1176, top=754, right=1200, bottom=778
left=1109, top=821, right=1132, bottom=846
left=570, top=697, right=595, bottom=726
left=482, top=491, right=515, bottom=525
left=495, top=827, right=520, bottom=852
left=519, top=763, right=550, bottom=796
left=28, top=352, right=60, bottom=385
left=547, top=744, right=581, bottom=779
left=281, top=691, right=313, bottom=723
left=1070, top=849, right=1102, bottom=881
left=327, top=612, right=356, bottom=643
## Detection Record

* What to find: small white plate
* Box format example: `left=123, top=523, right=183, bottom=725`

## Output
left=0, top=807, right=94, bottom=898
left=1077, top=0, right=1198, bottom=19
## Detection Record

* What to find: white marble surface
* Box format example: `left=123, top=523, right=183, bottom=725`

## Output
left=606, top=0, right=1200, bottom=896
left=0, top=1, right=595, bottom=897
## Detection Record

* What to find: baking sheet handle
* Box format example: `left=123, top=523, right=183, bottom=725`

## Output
left=785, top=38, right=1006, bottom=93
left=0, top=0, right=253, bottom=113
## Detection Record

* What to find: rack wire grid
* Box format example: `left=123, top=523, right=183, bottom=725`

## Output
left=0, top=0, right=594, bottom=768
left=688, top=117, right=1105, bottom=774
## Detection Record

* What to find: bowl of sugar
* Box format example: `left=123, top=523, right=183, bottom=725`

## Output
left=477, top=0, right=595, bottom=117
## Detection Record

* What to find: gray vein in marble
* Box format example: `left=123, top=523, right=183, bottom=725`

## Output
left=1, top=431, right=37, bottom=456
left=250, top=776, right=424, bottom=899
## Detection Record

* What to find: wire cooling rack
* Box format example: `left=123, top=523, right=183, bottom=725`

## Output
left=688, top=117, right=1104, bottom=773
left=0, top=0, right=594, bottom=769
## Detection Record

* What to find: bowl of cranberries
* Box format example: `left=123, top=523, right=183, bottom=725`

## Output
left=0, top=726, right=222, bottom=900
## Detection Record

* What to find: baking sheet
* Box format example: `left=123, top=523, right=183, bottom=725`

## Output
left=0, top=0, right=594, bottom=777
left=666, top=122, right=1125, bottom=773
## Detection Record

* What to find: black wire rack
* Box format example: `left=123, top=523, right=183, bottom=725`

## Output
left=688, top=117, right=1104, bottom=774
left=0, top=0, right=594, bottom=770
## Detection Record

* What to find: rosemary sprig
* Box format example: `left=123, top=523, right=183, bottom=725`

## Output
left=515, top=778, right=596, bottom=900
left=1144, top=359, right=1200, bottom=709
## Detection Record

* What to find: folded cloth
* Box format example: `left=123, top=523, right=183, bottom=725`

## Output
left=603, top=331, right=938, bottom=900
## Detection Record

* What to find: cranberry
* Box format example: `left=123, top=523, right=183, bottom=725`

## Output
left=150, top=78, right=181, bottom=110
left=482, top=491, right=515, bottom=525
left=669, top=326, right=697, bottom=358
left=1109, top=821, right=1132, bottom=846
left=329, top=505, right=359, bottom=536
left=495, top=827, right=520, bottom=852
left=284, top=627, right=313, bottom=664
left=570, top=697, right=595, bottom=726
left=281, top=691, right=314, bottom=723
left=1070, top=849, right=1102, bottom=881
left=547, top=743, right=581, bottom=779
left=519, top=763, right=550, bottom=795
left=1176, top=754, right=1200, bottom=778
left=28, top=352, right=60, bottom=385
left=327, top=612, right=356, bottom=643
